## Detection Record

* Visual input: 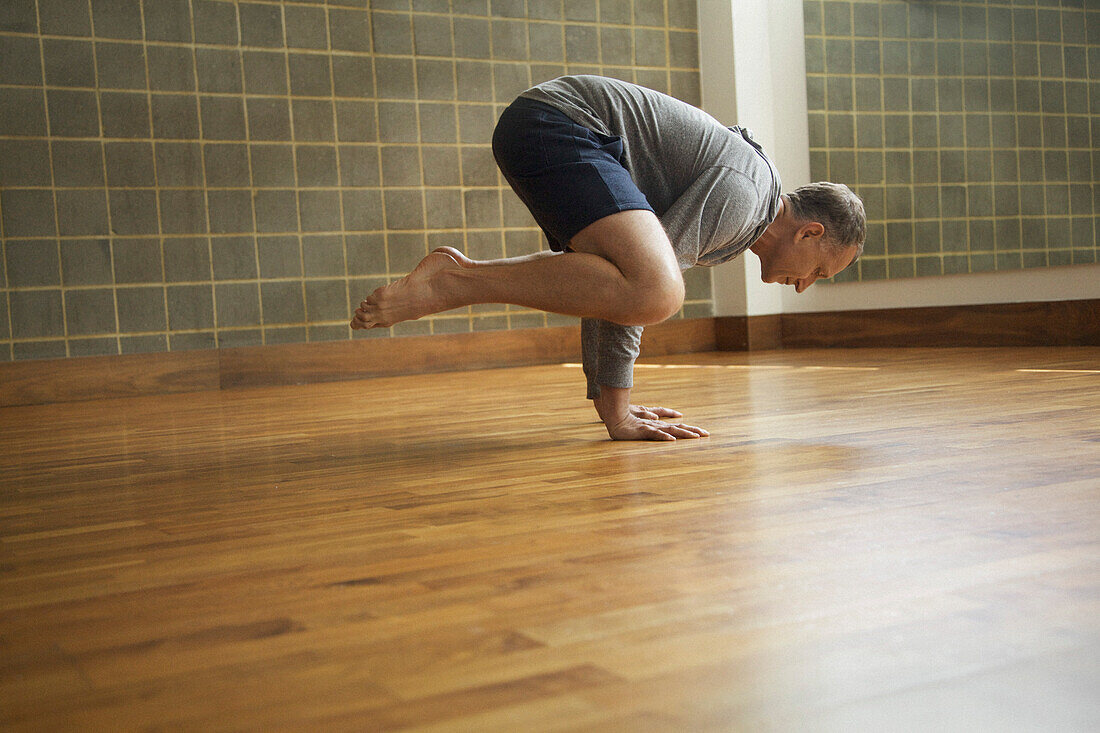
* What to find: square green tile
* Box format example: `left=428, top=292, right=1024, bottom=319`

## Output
left=342, top=189, right=384, bottom=232
left=345, top=234, right=387, bottom=276
left=151, top=94, right=200, bottom=139
left=995, top=219, right=1022, bottom=251
left=6, top=239, right=60, bottom=287
left=285, top=5, right=328, bottom=50
left=56, top=190, right=109, bottom=237
left=305, top=280, right=349, bottom=322
left=464, top=189, right=501, bottom=228
left=65, top=288, right=116, bottom=336
left=994, top=184, right=1021, bottom=216
left=332, top=57, right=374, bottom=99
left=159, top=189, right=208, bottom=234
left=103, top=140, right=155, bottom=188
left=260, top=281, right=305, bottom=325
left=1019, top=184, right=1046, bottom=216
left=195, top=48, right=243, bottom=94
left=39, top=0, right=91, bottom=36
left=380, top=101, right=422, bottom=143
left=96, top=41, right=146, bottom=90
left=942, top=254, right=969, bottom=274
left=163, top=237, right=211, bottom=282
left=302, top=235, right=345, bottom=277
left=291, top=100, right=334, bottom=142
left=967, top=184, right=994, bottom=217
left=940, top=186, right=967, bottom=218
left=298, top=190, right=342, bottom=232
left=424, top=189, right=464, bottom=230
left=60, top=239, right=113, bottom=286
left=156, top=142, right=204, bottom=187
left=914, top=222, right=941, bottom=253
left=47, top=89, right=99, bottom=137
left=194, top=0, right=239, bottom=45
left=913, top=150, right=940, bottom=184
left=169, top=332, right=216, bottom=351
left=215, top=282, right=262, bottom=327
left=886, top=186, right=913, bottom=219
left=42, top=38, right=96, bottom=87
left=968, top=220, right=995, bottom=253
left=113, top=238, right=162, bottom=284
left=116, top=286, right=167, bottom=332
left=207, top=190, right=253, bottom=234
left=330, top=9, right=372, bottom=53
left=860, top=258, right=886, bottom=280
left=853, top=3, right=879, bottom=38
left=100, top=91, right=150, bottom=138
left=386, top=232, right=427, bottom=273
left=288, top=54, right=332, bottom=97
left=825, top=39, right=853, bottom=74
left=852, top=78, right=881, bottom=111
left=120, top=334, right=168, bottom=355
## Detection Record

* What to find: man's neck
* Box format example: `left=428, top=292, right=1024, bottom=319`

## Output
left=749, top=196, right=788, bottom=255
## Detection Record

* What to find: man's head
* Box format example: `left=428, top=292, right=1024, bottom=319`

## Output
left=750, top=182, right=866, bottom=293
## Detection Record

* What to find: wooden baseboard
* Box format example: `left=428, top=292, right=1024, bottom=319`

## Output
left=713, top=314, right=781, bottom=351
left=0, top=350, right=221, bottom=408
left=4, top=300, right=1095, bottom=408
left=715, top=298, right=1100, bottom=350
left=0, top=318, right=717, bottom=407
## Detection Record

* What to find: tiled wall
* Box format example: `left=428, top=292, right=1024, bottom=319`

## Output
left=0, top=0, right=705, bottom=361
left=805, top=0, right=1099, bottom=282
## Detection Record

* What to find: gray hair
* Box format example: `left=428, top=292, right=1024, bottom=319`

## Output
left=785, top=182, right=866, bottom=259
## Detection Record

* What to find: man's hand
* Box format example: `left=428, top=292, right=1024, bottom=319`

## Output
left=605, top=412, right=710, bottom=441
left=593, top=386, right=709, bottom=442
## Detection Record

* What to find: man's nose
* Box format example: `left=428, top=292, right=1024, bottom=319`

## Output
left=795, top=276, right=816, bottom=293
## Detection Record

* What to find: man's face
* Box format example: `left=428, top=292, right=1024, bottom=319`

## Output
left=758, top=236, right=858, bottom=293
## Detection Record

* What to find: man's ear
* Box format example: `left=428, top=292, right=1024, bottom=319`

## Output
left=798, top=221, right=825, bottom=241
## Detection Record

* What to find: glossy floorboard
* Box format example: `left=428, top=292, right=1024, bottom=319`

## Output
left=1, top=347, right=1098, bottom=731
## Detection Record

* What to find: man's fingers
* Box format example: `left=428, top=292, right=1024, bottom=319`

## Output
left=631, top=404, right=683, bottom=420
left=643, top=420, right=706, bottom=441
left=645, top=426, right=677, bottom=441
left=662, top=422, right=709, bottom=439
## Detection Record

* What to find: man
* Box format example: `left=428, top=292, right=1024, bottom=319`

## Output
left=351, top=75, right=866, bottom=442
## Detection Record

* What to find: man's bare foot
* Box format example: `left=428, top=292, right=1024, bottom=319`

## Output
left=350, top=250, right=463, bottom=329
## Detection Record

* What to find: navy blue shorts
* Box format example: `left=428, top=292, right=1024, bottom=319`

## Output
left=492, top=97, right=655, bottom=252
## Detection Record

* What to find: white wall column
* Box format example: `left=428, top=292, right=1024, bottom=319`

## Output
left=697, top=0, right=810, bottom=318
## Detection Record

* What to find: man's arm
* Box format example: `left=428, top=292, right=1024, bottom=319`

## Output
left=582, top=318, right=708, bottom=441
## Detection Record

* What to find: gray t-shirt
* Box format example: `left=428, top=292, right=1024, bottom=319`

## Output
left=519, top=75, right=782, bottom=399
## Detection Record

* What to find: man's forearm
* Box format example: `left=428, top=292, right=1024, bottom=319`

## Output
left=592, top=385, right=632, bottom=428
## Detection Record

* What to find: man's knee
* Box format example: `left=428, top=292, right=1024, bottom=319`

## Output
left=625, top=271, right=685, bottom=326
left=569, top=210, right=684, bottom=324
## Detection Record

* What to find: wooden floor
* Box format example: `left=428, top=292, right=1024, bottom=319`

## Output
left=1, top=347, right=1097, bottom=731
